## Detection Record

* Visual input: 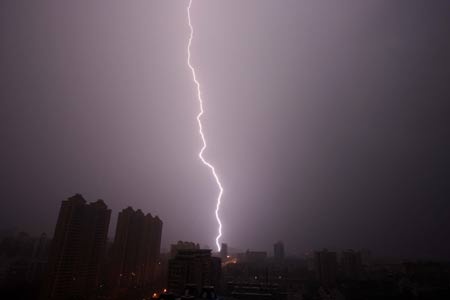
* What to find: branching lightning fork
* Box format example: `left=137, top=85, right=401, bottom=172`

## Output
left=187, top=0, right=224, bottom=252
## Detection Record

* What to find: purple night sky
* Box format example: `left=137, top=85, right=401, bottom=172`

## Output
left=1, top=0, right=450, bottom=258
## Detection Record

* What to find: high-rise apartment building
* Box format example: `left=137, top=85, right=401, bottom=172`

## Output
left=110, top=207, right=163, bottom=289
left=43, top=194, right=111, bottom=300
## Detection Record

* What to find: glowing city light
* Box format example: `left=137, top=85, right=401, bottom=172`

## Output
left=186, top=0, right=224, bottom=252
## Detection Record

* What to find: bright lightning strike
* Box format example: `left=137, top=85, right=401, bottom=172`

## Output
left=187, top=0, right=224, bottom=252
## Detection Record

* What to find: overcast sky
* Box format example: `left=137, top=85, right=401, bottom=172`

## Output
left=1, top=0, right=450, bottom=258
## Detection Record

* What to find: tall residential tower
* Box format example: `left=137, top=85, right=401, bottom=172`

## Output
left=44, top=194, right=111, bottom=300
left=110, top=207, right=163, bottom=289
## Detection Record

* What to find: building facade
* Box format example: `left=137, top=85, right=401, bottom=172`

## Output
left=273, top=241, right=285, bottom=261
left=314, top=249, right=338, bottom=288
left=43, top=194, right=111, bottom=300
left=170, top=241, right=200, bottom=258
left=168, top=249, right=221, bottom=296
left=110, top=207, right=163, bottom=289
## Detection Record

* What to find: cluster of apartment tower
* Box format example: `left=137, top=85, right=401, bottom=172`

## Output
left=42, top=194, right=162, bottom=300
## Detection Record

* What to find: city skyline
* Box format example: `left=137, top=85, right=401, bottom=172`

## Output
left=1, top=0, right=450, bottom=260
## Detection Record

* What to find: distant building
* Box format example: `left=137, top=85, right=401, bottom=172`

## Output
left=168, top=249, right=221, bottom=296
left=170, top=241, right=199, bottom=258
left=0, top=231, right=34, bottom=258
left=0, top=231, right=50, bottom=289
left=110, top=206, right=163, bottom=289
left=341, top=249, right=363, bottom=280
left=220, top=243, right=228, bottom=259
left=43, top=194, right=111, bottom=300
left=314, top=249, right=338, bottom=287
left=273, top=241, right=285, bottom=261
left=27, top=233, right=50, bottom=283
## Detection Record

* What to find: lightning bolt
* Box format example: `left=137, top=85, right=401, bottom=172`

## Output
left=187, top=0, right=224, bottom=252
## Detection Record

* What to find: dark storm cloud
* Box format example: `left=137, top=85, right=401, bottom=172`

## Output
left=1, top=0, right=449, bottom=258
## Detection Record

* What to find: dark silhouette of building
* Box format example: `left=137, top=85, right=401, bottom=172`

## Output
left=0, top=232, right=34, bottom=288
left=341, top=249, right=363, bottom=280
left=314, top=249, right=338, bottom=288
left=168, top=249, right=221, bottom=296
left=170, top=241, right=199, bottom=258
left=110, top=207, right=162, bottom=289
left=27, top=233, right=50, bottom=283
left=220, top=243, right=228, bottom=260
left=0, top=231, right=50, bottom=300
left=273, top=241, right=285, bottom=262
left=43, top=194, right=111, bottom=300
left=0, top=231, right=35, bottom=259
